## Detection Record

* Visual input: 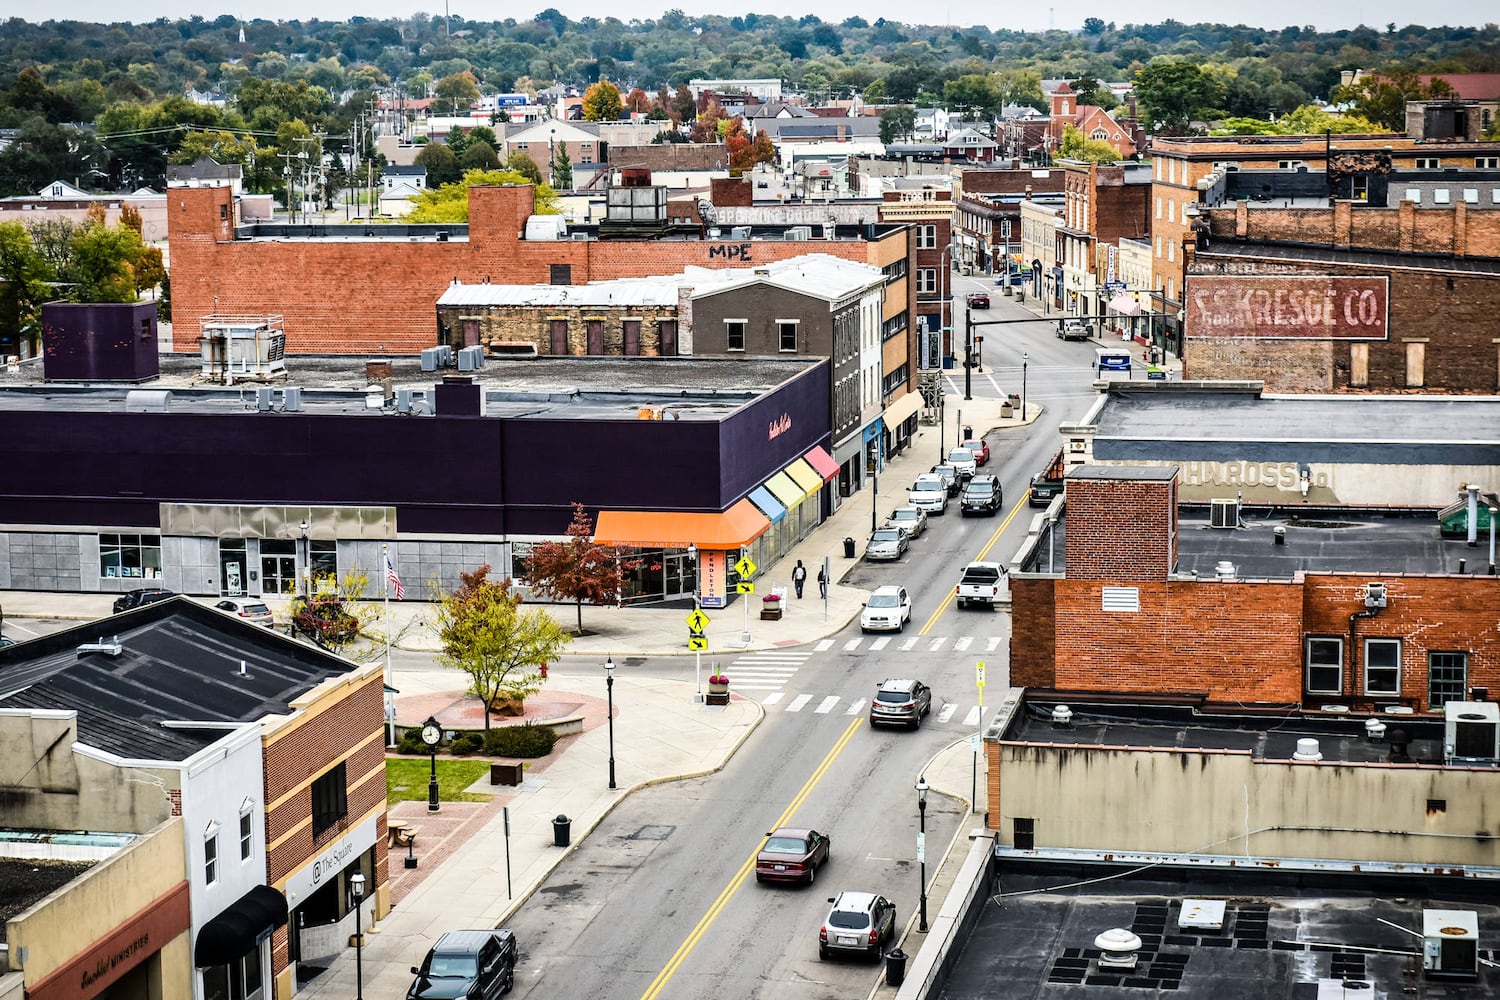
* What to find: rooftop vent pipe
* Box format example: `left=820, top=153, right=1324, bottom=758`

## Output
left=77, top=637, right=123, bottom=657
left=1094, top=928, right=1142, bottom=969
left=1292, top=738, right=1323, bottom=761
left=1050, top=705, right=1073, bottom=728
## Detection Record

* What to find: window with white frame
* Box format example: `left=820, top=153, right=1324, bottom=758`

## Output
left=1364, top=638, right=1401, bottom=695
left=239, top=801, right=255, bottom=861
left=1433, top=189, right=1451, bottom=204
left=1415, top=157, right=1440, bottom=169
left=1305, top=637, right=1343, bottom=694
left=205, top=824, right=220, bottom=884
left=777, top=320, right=798, bottom=352
left=916, top=225, right=936, bottom=249
left=1405, top=189, right=1421, bottom=203
left=1278, top=159, right=1303, bottom=169
left=1428, top=651, right=1467, bottom=709
left=1463, top=189, right=1479, bottom=204
left=1477, top=157, right=1500, bottom=168
left=916, top=268, right=936, bottom=294
left=725, top=319, right=746, bottom=351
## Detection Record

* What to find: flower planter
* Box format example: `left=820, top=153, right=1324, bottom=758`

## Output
left=760, top=595, right=783, bottom=621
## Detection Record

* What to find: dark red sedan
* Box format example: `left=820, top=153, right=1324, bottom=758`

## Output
left=755, top=827, right=831, bottom=885
left=962, top=439, right=991, bottom=465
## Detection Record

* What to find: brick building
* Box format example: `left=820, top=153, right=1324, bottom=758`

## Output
left=1053, top=159, right=1151, bottom=322
left=1045, top=82, right=1142, bottom=161
left=166, top=184, right=915, bottom=358
left=1010, top=463, right=1500, bottom=711
left=879, top=186, right=957, bottom=363
left=1184, top=193, right=1500, bottom=391
left=953, top=166, right=1067, bottom=277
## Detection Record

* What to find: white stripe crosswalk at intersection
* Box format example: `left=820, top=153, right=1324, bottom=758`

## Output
left=760, top=691, right=984, bottom=723
left=785, top=694, right=813, bottom=712
left=963, top=706, right=982, bottom=727
left=928, top=637, right=948, bottom=651
left=845, top=698, right=867, bottom=715
left=763, top=692, right=784, bottom=705
left=728, top=650, right=813, bottom=692
left=814, top=696, right=840, bottom=714
left=843, top=638, right=861, bottom=651
left=900, top=637, right=919, bottom=651
left=986, top=637, right=1002, bottom=651
left=815, top=639, right=835, bottom=652
left=869, top=637, right=891, bottom=651
left=953, top=636, right=973, bottom=651
left=937, top=703, right=958, bottom=723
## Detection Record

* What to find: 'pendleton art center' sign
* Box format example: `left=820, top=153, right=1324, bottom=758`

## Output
left=1186, top=276, right=1389, bottom=340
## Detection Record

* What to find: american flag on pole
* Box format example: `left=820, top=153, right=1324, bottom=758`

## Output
left=385, top=553, right=405, bottom=600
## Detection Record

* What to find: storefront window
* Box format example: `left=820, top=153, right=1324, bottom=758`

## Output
left=310, top=540, right=337, bottom=583
left=203, top=950, right=263, bottom=1000
left=100, top=533, right=162, bottom=579
left=510, top=542, right=536, bottom=583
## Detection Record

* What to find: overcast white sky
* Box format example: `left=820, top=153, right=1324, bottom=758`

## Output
left=0, top=0, right=1485, bottom=33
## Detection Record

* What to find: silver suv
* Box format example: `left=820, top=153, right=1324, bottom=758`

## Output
left=869, top=678, right=933, bottom=729
left=818, top=890, right=896, bottom=960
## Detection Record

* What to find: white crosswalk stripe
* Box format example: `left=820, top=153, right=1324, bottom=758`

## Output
left=785, top=694, right=813, bottom=712
left=815, top=639, right=835, bottom=652
left=899, top=637, right=919, bottom=651
left=763, top=692, right=785, bottom=705
left=869, top=637, right=891, bottom=651
left=985, top=637, right=1002, bottom=651
left=759, top=691, right=984, bottom=724
left=963, top=706, right=983, bottom=727
left=730, top=650, right=814, bottom=693
left=843, top=638, right=862, bottom=651
left=814, top=696, right=840, bottom=714
left=953, top=636, right=973, bottom=651
left=845, top=698, right=867, bottom=715
left=937, top=703, right=958, bottom=723
left=928, top=637, right=949, bottom=651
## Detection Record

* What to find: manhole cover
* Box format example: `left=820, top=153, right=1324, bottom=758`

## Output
left=623, top=824, right=675, bottom=841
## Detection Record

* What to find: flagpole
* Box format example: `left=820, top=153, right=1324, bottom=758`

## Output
left=383, top=543, right=392, bottom=748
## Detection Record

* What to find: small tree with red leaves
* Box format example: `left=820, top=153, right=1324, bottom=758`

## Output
left=526, top=503, right=640, bottom=634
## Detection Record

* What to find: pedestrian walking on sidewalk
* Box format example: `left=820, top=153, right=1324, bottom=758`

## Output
left=792, top=560, right=807, bottom=598
left=816, top=565, right=828, bottom=599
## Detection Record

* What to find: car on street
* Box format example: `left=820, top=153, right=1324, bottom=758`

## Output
left=961, top=439, right=991, bottom=465
left=865, top=527, right=907, bottom=562
left=966, top=291, right=990, bottom=309
left=956, top=561, right=1006, bottom=608
left=408, top=928, right=518, bottom=999
left=213, top=597, right=275, bottom=628
left=860, top=585, right=912, bottom=633
left=756, top=827, right=831, bottom=885
left=908, top=473, right=949, bottom=514
left=885, top=505, right=927, bottom=540
left=112, top=588, right=175, bottom=614
left=946, top=447, right=977, bottom=479
left=869, top=678, right=933, bottom=729
left=960, top=474, right=1003, bottom=516
left=929, top=464, right=962, bottom=495
left=1058, top=317, right=1092, bottom=340
left=819, top=891, right=897, bottom=960
left=0, top=635, right=14, bottom=648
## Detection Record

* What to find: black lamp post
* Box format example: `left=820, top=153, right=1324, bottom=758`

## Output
left=349, top=871, right=366, bottom=999
left=916, top=776, right=929, bottom=933
left=1020, top=352, right=1029, bottom=421
left=420, top=716, right=442, bottom=813
left=605, top=656, right=617, bottom=789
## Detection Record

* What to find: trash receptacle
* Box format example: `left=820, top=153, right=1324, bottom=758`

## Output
left=843, top=536, right=856, bottom=559
left=885, top=948, right=907, bottom=987
left=963, top=425, right=973, bottom=440
left=552, top=814, right=571, bottom=847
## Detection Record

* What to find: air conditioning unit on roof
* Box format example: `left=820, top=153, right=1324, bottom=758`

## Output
left=1209, top=498, right=1239, bottom=529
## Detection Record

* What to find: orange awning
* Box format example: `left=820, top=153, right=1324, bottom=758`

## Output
left=593, top=499, right=770, bottom=549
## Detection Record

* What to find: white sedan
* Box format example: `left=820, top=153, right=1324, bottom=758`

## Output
left=885, top=506, right=928, bottom=540
left=860, top=585, right=912, bottom=633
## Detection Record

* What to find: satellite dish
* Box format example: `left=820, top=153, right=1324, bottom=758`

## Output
left=696, top=198, right=718, bottom=224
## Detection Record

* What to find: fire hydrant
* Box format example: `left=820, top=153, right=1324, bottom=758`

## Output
left=539, top=661, right=549, bottom=679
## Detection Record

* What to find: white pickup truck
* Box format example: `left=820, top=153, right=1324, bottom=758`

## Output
left=955, top=561, right=1006, bottom=608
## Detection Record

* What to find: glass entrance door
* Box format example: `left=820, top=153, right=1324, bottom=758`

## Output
left=261, top=539, right=297, bottom=595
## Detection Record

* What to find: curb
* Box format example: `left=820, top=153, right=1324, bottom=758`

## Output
left=490, top=698, right=766, bottom=925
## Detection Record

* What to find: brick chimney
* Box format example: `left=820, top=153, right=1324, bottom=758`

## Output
left=1064, top=466, right=1179, bottom=581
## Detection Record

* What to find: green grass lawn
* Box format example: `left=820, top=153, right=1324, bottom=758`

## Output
left=386, top=757, right=494, bottom=804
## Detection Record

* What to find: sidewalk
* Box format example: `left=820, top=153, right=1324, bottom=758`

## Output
left=0, top=395, right=1034, bottom=659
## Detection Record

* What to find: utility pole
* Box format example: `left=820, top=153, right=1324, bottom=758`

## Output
left=277, top=150, right=299, bottom=222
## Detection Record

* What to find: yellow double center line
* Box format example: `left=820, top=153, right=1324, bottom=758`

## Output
left=916, top=491, right=1031, bottom=635
left=638, top=715, right=865, bottom=1000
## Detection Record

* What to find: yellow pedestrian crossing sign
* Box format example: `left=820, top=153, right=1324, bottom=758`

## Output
left=736, top=581, right=755, bottom=595
left=734, top=556, right=757, bottom=578
left=686, top=608, right=711, bottom=632
left=688, top=635, right=708, bottom=651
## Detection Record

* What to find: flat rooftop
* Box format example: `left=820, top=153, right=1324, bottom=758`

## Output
left=0, top=355, right=819, bottom=420
left=942, top=862, right=1500, bottom=1000
left=1004, top=697, right=1445, bottom=765
left=0, top=858, right=98, bottom=939
left=0, top=599, right=360, bottom=761
left=1091, top=388, right=1500, bottom=466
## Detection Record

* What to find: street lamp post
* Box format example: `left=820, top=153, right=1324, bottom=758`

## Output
left=1021, top=353, right=1029, bottom=421
left=349, top=872, right=366, bottom=1000
left=605, top=656, right=617, bottom=789
left=298, top=518, right=310, bottom=598
left=916, top=776, right=929, bottom=933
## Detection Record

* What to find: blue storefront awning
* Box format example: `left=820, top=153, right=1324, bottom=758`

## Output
left=747, top=486, right=787, bottom=524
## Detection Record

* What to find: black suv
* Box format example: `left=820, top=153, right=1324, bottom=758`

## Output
left=112, top=588, right=175, bottom=613
left=960, top=475, right=1003, bottom=516
left=408, top=929, right=518, bottom=999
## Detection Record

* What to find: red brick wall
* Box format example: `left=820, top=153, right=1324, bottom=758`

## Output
left=1010, top=576, right=1056, bottom=687
left=1052, top=579, right=1307, bottom=701
left=168, top=185, right=899, bottom=354
left=1063, top=474, right=1177, bottom=581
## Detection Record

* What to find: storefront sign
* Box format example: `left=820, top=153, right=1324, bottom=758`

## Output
left=699, top=550, right=727, bottom=608
left=1186, top=276, right=1388, bottom=340
left=26, top=882, right=190, bottom=1000
left=283, top=813, right=378, bottom=907
left=767, top=413, right=792, bottom=441
left=708, top=243, right=753, bottom=261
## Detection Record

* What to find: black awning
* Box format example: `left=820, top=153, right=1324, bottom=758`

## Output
left=195, top=884, right=289, bottom=967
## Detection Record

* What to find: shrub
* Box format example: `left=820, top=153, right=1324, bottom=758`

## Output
left=482, top=722, right=558, bottom=758
left=396, top=728, right=428, bottom=755
left=449, top=732, right=484, bottom=756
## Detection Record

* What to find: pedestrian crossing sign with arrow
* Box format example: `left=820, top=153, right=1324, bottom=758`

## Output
left=688, top=635, right=708, bottom=651
left=685, top=608, right=711, bottom=632
left=734, top=556, right=757, bottom=578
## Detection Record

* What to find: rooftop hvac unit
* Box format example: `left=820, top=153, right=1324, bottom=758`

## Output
left=1209, top=498, right=1239, bottom=529
left=282, top=387, right=302, bottom=412
left=395, top=388, right=415, bottom=414
left=457, top=345, right=485, bottom=372
left=437, top=345, right=454, bottom=366
left=125, top=390, right=171, bottom=412
left=785, top=226, right=812, bottom=241
left=420, top=347, right=442, bottom=372
left=731, top=226, right=751, bottom=240
left=1423, top=909, right=1479, bottom=978
left=256, top=387, right=274, bottom=411
left=1443, top=701, right=1500, bottom=763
